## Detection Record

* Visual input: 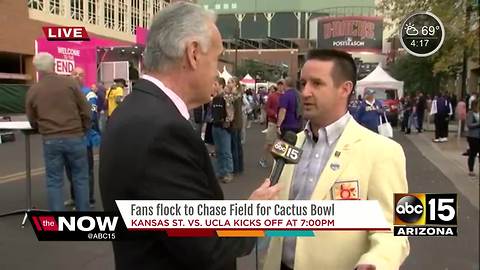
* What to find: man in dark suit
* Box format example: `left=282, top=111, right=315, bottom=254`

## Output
left=99, top=3, right=280, bottom=270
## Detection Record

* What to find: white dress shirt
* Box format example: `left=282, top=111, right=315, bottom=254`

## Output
left=142, top=74, right=190, bottom=120
left=282, top=112, right=352, bottom=269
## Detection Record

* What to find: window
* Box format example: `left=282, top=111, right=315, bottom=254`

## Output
left=232, top=3, right=237, bottom=9
left=143, top=0, right=150, bottom=28
left=153, top=0, right=162, bottom=15
left=215, top=4, right=220, bottom=9
left=49, top=0, right=61, bottom=15
left=27, top=0, right=43, bottom=11
left=118, top=0, right=127, bottom=31
left=131, top=0, right=140, bottom=34
left=87, top=0, right=97, bottom=24
left=104, top=0, right=115, bottom=29
left=71, top=0, right=84, bottom=21
left=223, top=4, right=229, bottom=9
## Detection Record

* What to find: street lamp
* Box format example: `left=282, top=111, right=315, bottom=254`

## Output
left=234, top=26, right=239, bottom=76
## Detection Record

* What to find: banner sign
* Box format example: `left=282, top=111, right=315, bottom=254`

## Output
left=29, top=200, right=390, bottom=240
left=317, top=16, right=383, bottom=53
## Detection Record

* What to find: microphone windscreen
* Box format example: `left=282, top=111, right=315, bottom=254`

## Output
left=283, top=131, right=298, bottom=146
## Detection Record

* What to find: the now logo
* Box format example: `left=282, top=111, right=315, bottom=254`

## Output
left=30, top=213, right=118, bottom=232
left=58, top=216, right=118, bottom=232
left=42, top=26, right=89, bottom=41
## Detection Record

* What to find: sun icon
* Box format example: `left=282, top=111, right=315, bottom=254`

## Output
left=404, top=22, right=419, bottom=36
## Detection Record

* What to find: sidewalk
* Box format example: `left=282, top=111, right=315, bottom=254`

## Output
left=403, top=129, right=479, bottom=209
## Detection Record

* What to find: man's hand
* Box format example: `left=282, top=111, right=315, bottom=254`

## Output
left=249, top=179, right=281, bottom=200
left=355, top=264, right=376, bottom=270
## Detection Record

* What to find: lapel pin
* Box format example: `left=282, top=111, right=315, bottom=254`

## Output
left=330, top=163, right=340, bottom=171
left=334, top=151, right=341, bottom=157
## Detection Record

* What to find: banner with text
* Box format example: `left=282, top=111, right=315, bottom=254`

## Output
left=116, top=200, right=390, bottom=237
left=317, top=16, right=383, bottom=53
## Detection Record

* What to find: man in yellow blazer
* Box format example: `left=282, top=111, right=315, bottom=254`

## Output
left=262, top=49, right=409, bottom=270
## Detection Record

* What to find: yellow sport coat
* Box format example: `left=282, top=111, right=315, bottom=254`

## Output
left=262, top=118, right=410, bottom=270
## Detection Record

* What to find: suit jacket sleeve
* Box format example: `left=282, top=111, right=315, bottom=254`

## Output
left=137, top=120, right=255, bottom=269
left=356, top=141, right=410, bottom=269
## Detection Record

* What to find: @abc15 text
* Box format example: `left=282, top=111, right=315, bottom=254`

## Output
left=393, top=193, right=457, bottom=237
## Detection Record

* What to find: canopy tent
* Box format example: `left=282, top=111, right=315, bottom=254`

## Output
left=356, top=64, right=404, bottom=98
left=219, top=66, right=233, bottom=83
left=240, top=74, right=256, bottom=84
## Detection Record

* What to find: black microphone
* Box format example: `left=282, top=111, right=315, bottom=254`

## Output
left=269, top=131, right=303, bottom=186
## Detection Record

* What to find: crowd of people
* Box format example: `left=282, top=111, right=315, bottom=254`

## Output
left=348, top=89, right=479, bottom=176
left=189, top=76, right=304, bottom=182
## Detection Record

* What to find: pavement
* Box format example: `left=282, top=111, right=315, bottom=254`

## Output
left=0, top=119, right=478, bottom=270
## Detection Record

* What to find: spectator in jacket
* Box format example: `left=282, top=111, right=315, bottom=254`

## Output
left=106, top=79, right=125, bottom=118
left=416, top=92, right=426, bottom=132
left=211, top=77, right=233, bottom=183
left=65, top=67, right=100, bottom=209
left=25, top=53, right=90, bottom=211
left=466, top=99, right=480, bottom=177
left=227, top=77, right=244, bottom=176
left=430, top=92, right=453, bottom=142
left=355, top=89, right=384, bottom=133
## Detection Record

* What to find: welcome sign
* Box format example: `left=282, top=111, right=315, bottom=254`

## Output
left=36, top=34, right=129, bottom=86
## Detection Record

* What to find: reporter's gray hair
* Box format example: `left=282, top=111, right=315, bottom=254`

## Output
left=143, top=2, right=216, bottom=72
left=33, top=52, right=55, bottom=72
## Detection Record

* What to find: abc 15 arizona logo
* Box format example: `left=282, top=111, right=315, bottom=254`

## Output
left=393, top=193, right=457, bottom=236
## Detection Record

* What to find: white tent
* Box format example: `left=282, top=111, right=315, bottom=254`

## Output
left=356, top=64, right=404, bottom=98
left=241, top=73, right=256, bottom=84
left=219, top=66, right=232, bottom=82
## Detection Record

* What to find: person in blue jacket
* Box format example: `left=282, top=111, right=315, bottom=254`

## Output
left=65, top=67, right=101, bottom=209
left=355, top=89, right=385, bottom=133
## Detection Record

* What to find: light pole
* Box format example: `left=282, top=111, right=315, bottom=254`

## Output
left=234, top=26, right=239, bottom=76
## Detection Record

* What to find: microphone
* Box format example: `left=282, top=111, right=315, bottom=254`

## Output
left=269, top=131, right=303, bottom=186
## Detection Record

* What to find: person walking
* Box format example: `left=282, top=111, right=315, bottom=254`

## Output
left=259, top=84, right=283, bottom=168
left=431, top=92, right=453, bottom=142
left=466, top=99, right=480, bottom=177
left=416, top=92, right=426, bottom=132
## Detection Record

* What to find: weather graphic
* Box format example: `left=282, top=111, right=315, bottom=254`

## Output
left=404, top=23, right=419, bottom=36
left=400, top=12, right=445, bottom=57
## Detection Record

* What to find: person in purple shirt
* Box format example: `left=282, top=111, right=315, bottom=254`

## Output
left=277, top=77, right=302, bottom=137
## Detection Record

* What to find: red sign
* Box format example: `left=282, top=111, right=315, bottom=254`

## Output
left=42, top=26, right=89, bottom=41
left=317, top=16, right=383, bottom=53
